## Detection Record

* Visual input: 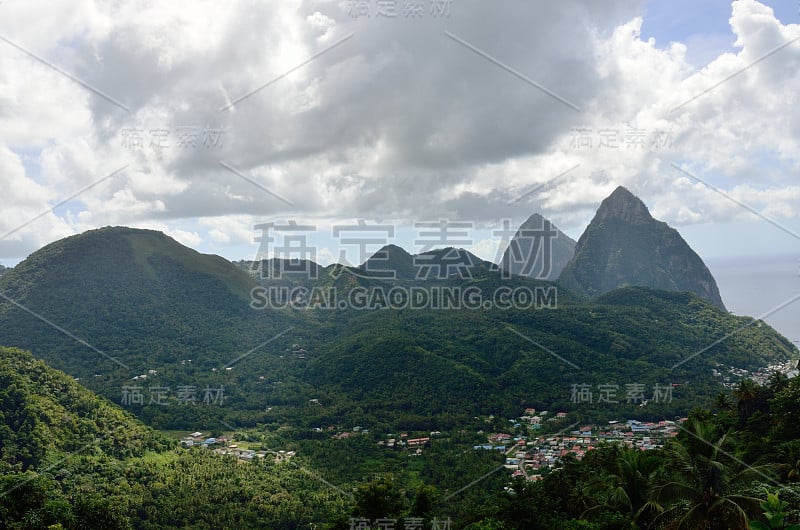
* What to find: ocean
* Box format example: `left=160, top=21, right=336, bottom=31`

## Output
left=707, top=254, right=800, bottom=345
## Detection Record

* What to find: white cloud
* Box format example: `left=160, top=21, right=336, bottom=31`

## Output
left=167, top=228, right=204, bottom=248
left=468, top=238, right=503, bottom=263
left=0, top=0, right=798, bottom=263
left=201, top=216, right=256, bottom=246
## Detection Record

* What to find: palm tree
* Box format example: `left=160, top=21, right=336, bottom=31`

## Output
left=767, top=372, right=789, bottom=394
left=712, top=393, right=733, bottom=413
left=776, top=441, right=800, bottom=483
left=583, top=448, right=663, bottom=526
left=733, top=379, right=759, bottom=419
left=650, top=419, right=767, bottom=530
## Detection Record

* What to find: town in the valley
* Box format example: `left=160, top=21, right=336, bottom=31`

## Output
left=176, top=356, right=798, bottom=483
left=180, top=407, right=684, bottom=482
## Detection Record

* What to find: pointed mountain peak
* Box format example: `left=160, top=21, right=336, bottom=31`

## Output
left=500, top=214, right=576, bottom=280
left=559, top=189, right=726, bottom=309
left=519, top=212, right=546, bottom=228
left=360, top=244, right=415, bottom=279
left=417, top=247, right=487, bottom=266
left=595, top=186, right=653, bottom=225
left=361, top=244, right=413, bottom=268
left=376, top=244, right=413, bottom=260
left=360, top=245, right=492, bottom=280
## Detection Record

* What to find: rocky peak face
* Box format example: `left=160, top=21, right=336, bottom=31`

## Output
left=558, top=186, right=726, bottom=310
left=499, top=214, right=576, bottom=280
left=594, top=186, right=653, bottom=225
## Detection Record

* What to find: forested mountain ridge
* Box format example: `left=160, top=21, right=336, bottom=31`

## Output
left=0, top=225, right=793, bottom=432
left=2, top=345, right=800, bottom=529
left=0, top=225, right=293, bottom=377
left=0, top=223, right=797, bottom=529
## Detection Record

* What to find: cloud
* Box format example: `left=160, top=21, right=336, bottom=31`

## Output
left=0, top=0, right=798, bottom=262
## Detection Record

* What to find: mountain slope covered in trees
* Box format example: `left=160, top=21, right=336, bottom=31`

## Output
left=0, top=226, right=793, bottom=431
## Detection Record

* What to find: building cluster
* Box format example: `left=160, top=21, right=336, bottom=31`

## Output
left=331, top=425, right=371, bottom=440
left=475, top=412, right=685, bottom=480
left=180, top=432, right=228, bottom=447
left=324, top=407, right=690, bottom=481
left=376, top=432, right=436, bottom=453
left=713, top=360, right=799, bottom=388
left=179, top=432, right=294, bottom=462
left=130, top=369, right=158, bottom=381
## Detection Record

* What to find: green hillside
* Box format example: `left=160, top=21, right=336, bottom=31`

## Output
left=298, top=284, right=794, bottom=426
left=0, top=226, right=794, bottom=432
left=0, top=227, right=298, bottom=427
left=0, top=227, right=799, bottom=529
left=0, top=346, right=170, bottom=472
left=0, top=346, right=350, bottom=529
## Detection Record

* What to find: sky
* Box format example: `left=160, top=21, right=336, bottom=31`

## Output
left=1, top=0, right=799, bottom=337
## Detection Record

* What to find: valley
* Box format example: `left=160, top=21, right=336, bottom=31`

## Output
left=1, top=188, right=798, bottom=528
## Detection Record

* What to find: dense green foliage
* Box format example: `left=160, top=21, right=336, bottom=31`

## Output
left=1, top=332, right=800, bottom=527
left=454, top=374, right=800, bottom=529
left=0, top=346, right=171, bottom=472
left=0, top=347, right=350, bottom=528
left=1, top=227, right=799, bottom=528
left=0, top=227, right=794, bottom=432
